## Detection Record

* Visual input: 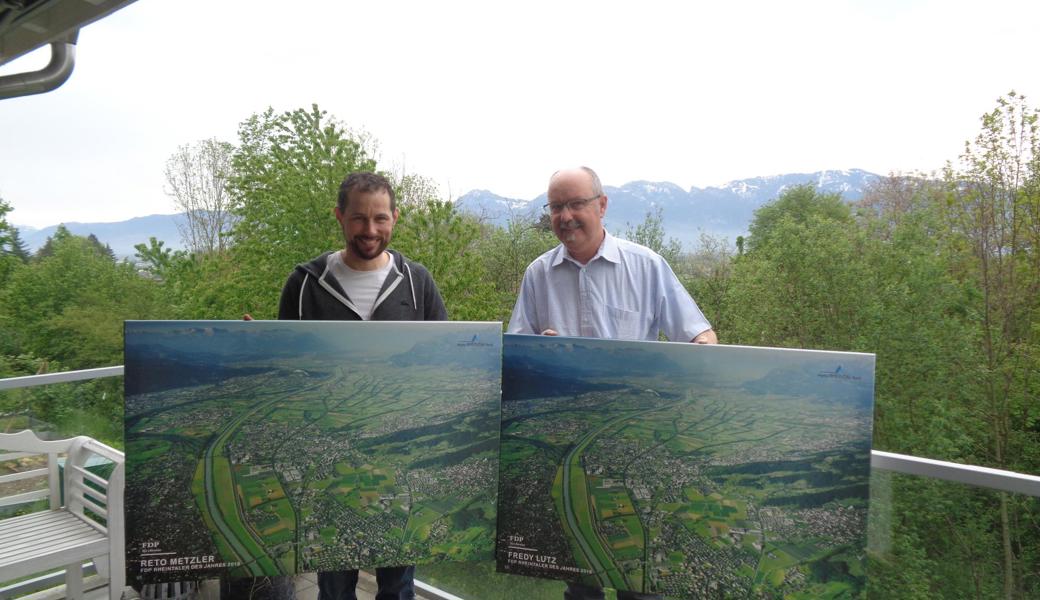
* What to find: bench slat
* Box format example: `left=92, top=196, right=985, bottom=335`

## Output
left=0, top=467, right=49, bottom=484
left=69, top=464, right=109, bottom=489
left=0, top=489, right=49, bottom=508
left=0, top=513, right=106, bottom=564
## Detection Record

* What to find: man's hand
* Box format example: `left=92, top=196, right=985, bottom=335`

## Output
left=243, top=314, right=254, bottom=321
left=541, top=329, right=558, bottom=336
left=691, top=329, right=718, bottom=344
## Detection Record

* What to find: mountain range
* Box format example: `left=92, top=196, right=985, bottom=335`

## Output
left=16, top=169, right=881, bottom=257
left=18, top=213, right=185, bottom=260
left=455, top=168, right=880, bottom=246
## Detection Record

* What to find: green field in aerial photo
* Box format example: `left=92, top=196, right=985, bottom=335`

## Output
left=497, top=335, right=874, bottom=598
left=124, top=321, right=501, bottom=582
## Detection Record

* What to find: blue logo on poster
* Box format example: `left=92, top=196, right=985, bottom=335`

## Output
left=458, top=334, right=493, bottom=347
left=818, top=365, right=861, bottom=380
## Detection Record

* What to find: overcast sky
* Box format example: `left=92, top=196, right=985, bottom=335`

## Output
left=2, top=0, right=1038, bottom=229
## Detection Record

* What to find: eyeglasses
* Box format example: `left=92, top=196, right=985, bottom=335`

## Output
left=543, top=195, right=601, bottom=215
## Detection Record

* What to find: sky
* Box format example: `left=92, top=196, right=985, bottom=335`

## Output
left=2, top=0, right=1039, bottom=229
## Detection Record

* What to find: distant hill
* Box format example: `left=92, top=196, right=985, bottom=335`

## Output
left=18, top=213, right=185, bottom=259
left=456, top=169, right=881, bottom=247
left=14, top=169, right=882, bottom=258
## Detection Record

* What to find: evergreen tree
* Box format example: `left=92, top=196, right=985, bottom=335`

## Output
left=9, top=228, right=31, bottom=263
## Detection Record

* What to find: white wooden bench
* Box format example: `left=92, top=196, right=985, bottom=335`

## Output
left=0, top=429, right=125, bottom=599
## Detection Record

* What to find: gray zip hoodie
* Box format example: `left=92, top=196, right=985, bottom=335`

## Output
left=277, top=250, right=448, bottom=321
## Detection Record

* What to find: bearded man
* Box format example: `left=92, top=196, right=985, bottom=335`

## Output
left=279, top=171, right=446, bottom=323
left=277, top=170, right=445, bottom=600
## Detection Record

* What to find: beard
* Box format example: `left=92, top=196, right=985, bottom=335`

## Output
left=348, top=234, right=390, bottom=261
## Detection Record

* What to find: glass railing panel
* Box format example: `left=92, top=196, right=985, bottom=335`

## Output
left=417, top=560, right=571, bottom=600
left=867, top=469, right=1040, bottom=599
left=0, top=372, right=124, bottom=448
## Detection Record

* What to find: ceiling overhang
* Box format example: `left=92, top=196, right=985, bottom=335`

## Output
left=0, top=0, right=137, bottom=98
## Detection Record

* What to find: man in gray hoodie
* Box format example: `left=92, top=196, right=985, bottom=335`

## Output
left=231, top=171, right=445, bottom=600
left=279, top=171, right=446, bottom=323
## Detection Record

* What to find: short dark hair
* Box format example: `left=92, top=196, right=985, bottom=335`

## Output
left=337, top=172, right=396, bottom=213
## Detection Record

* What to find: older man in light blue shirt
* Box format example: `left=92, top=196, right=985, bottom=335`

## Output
left=508, top=166, right=717, bottom=345
left=507, top=166, right=716, bottom=600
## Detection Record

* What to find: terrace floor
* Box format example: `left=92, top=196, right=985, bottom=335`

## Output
left=125, top=571, right=440, bottom=600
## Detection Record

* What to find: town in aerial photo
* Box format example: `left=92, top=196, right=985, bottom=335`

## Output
left=124, top=320, right=501, bottom=582
left=496, top=334, right=875, bottom=598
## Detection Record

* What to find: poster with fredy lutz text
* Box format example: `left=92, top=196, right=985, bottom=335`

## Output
left=496, top=334, right=874, bottom=598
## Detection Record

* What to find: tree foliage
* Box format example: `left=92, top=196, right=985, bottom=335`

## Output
left=3, top=226, right=165, bottom=367
left=693, top=94, right=1040, bottom=594
left=622, top=206, right=683, bottom=266
left=393, top=200, right=499, bottom=321
left=475, top=214, right=558, bottom=322
left=724, top=185, right=874, bottom=350
left=224, top=104, right=378, bottom=318
left=937, top=91, right=1040, bottom=598
left=681, top=233, right=734, bottom=337
left=0, top=197, right=20, bottom=288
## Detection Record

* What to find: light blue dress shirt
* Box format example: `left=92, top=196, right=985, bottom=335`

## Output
left=507, top=231, right=712, bottom=341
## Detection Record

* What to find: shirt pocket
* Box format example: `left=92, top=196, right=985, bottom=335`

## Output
left=605, top=304, right=646, bottom=340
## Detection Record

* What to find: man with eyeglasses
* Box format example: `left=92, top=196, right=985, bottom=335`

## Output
left=508, top=166, right=716, bottom=600
left=510, top=166, right=717, bottom=344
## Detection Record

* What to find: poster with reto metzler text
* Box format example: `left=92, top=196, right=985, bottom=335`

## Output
left=124, top=320, right=501, bottom=583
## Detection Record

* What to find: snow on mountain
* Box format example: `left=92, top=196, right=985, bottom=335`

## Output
left=457, top=169, right=881, bottom=246
left=14, top=170, right=883, bottom=259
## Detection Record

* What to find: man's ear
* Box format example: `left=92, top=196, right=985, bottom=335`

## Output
left=599, top=194, right=608, bottom=217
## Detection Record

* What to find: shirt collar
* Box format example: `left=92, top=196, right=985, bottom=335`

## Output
left=552, top=230, right=620, bottom=267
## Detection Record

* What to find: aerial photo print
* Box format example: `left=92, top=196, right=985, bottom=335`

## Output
left=124, top=320, right=501, bottom=582
left=496, top=334, right=874, bottom=598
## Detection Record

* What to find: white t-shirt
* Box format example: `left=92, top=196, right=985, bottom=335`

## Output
left=326, top=251, right=393, bottom=320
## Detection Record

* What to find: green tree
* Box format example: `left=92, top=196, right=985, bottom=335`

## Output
left=8, top=228, right=31, bottom=263
left=392, top=200, right=499, bottom=321
left=724, top=185, right=875, bottom=351
left=746, top=184, right=851, bottom=252
left=854, top=93, right=1040, bottom=596
left=682, top=233, right=734, bottom=338
left=475, top=214, right=558, bottom=322
left=622, top=206, right=683, bottom=266
left=224, top=104, right=378, bottom=318
left=3, top=226, right=165, bottom=367
left=939, top=91, right=1040, bottom=598
left=0, top=197, right=19, bottom=288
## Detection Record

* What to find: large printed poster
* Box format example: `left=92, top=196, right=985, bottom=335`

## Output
left=496, top=335, right=874, bottom=598
left=124, top=320, right=501, bottom=582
